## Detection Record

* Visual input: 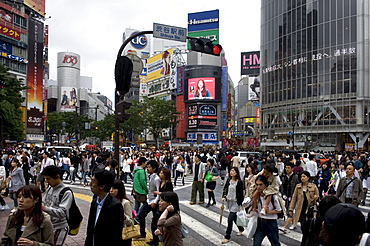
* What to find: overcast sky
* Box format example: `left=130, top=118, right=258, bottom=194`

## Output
left=45, top=0, right=261, bottom=102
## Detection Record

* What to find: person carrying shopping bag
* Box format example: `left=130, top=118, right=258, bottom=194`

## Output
left=221, top=167, right=245, bottom=244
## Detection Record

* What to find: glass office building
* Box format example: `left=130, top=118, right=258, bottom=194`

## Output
left=260, top=0, right=370, bottom=151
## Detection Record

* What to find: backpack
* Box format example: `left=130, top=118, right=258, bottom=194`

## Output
left=96, top=160, right=105, bottom=171
left=59, top=187, right=83, bottom=235
left=270, top=195, right=286, bottom=219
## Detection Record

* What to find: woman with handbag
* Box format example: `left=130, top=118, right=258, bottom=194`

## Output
left=221, top=167, right=245, bottom=244
left=288, top=171, right=319, bottom=230
left=8, top=159, right=25, bottom=213
left=174, top=155, right=185, bottom=187
left=110, top=179, right=134, bottom=245
left=205, top=158, right=219, bottom=208
left=155, top=191, right=183, bottom=246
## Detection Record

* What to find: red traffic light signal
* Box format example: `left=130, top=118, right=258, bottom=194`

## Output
left=189, top=38, right=222, bottom=56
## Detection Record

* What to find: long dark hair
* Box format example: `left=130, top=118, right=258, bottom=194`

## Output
left=229, top=167, right=241, bottom=180
left=245, top=163, right=258, bottom=178
left=160, top=191, right=180, bottom=218
left=111, top=179, right=131, bottom=203
left=10, top=185, right=44, bottom=228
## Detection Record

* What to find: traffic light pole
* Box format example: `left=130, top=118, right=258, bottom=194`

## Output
left=114, top=31, right=212, bottom=165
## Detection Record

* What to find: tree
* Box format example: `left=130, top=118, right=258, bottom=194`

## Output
left=92, top=114, right=115, bottom=142
left=126, top=97, right=180, bottom=148
left=47, top=111, right=91, bottom=143
left=0, top=64, right=28, bottom=142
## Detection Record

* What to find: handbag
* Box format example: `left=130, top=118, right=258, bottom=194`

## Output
left=236, top=209, right=249, bottom=227
left=0, top=180, right=6, bottom=190
left=6, top=177, right=11, bottom=188
left=176, top=163, right=185, bottom=173
left=122, top=222, right=141, bottom=240
left=204, top=171, right=213, bottom=182
left=181, top=223, right=189, bottom=238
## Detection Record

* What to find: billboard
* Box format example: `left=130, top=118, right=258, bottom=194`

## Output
left=26, top=17, right=43, bottom=131
left=146, top=48, right=173, bottom=82
left=187, top=104, right=218, bottom=129
left=24, top=0, right=45, bottom=17
left=61, top=87, right=78, bottom=111
left=184, top=65, right=222, bottom=102
left=248, top=76, right=260, bottom=101
left=187, top=77, right=215, bottom=100
left=188, top=10, right=219, bottom=32
left=123, top=28, right=151, bottom=59
left=188, top=10, right=220, bottom=50
left=241, top=51, right=260, bottom=76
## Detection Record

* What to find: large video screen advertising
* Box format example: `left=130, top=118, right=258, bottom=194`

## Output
left=187, top=77, right=215, bottom=100
left=184, top=65, right=222, bottom=102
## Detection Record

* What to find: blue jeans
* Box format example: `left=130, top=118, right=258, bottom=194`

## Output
left=225, top=211, right=244, bottom=240
left=134, top=200, right=143, bottom=213
left=81, top=171, right=88, bottom=184
left=10, top=192, right=17, bottom=208
left=253, top=218, right=281, bottom=246
left=137, top=202, right=158, bottom=240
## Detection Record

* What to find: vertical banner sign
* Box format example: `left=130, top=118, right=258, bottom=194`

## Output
left=221, top=67, right=227, bottom=111
left=175, top=95, right=186, bottom=139
left=227, top=93, right=232, bottom=121
left=176, top=66, right=184, bottom=94
left=256, top=108, right=260, bottom=126
left=27, top=18, right=44, bottom=131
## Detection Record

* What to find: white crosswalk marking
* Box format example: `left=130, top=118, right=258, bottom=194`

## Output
left=180, top=201, right=292, bottom=246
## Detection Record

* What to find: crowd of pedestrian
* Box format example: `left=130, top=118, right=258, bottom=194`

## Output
left=1, top=146, right=370, bottom=245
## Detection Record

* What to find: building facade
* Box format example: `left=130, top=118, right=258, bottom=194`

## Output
left=260, top=0, right=370, bottom=151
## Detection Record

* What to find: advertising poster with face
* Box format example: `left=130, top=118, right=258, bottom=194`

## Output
left=61, top=87, right=78, bottom=111
left=188, top=77, right=215, bottom=100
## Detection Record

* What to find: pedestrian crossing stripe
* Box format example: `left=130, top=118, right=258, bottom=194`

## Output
left=180, top=201, right=299, bottom=246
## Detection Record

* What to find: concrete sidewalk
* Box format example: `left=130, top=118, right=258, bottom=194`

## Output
left=0, top=193, right=159, bottom=246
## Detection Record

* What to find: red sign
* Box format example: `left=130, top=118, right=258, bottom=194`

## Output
left=0, top=25, right=19, bottom=40
left=176, top=95, right=186, bottom=139
left=62, top=55, right=78, bottom=66
left=227, top=93, right=232, bottom=121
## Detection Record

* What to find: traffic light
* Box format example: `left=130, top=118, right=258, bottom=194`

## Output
left=189, top=38, right=222, bottom=56
left=116, top=100, right=132, bottom=122
left=114, top=56, right=133, bottom=96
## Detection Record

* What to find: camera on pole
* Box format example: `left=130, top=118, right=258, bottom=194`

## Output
left=189, top=38, right=222, bottom=56
left=116, top=100, right=132, bottom=122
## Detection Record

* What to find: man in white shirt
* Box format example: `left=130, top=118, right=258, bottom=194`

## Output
left=305, top=155, right=318, bottom=184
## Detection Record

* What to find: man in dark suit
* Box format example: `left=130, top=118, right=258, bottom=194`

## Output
left=84, top=169, right=124, bottom=246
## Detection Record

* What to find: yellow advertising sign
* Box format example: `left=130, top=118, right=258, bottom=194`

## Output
left=146, top=48, right=173, bottom=82
left=244, top=118, right=254, bottom=123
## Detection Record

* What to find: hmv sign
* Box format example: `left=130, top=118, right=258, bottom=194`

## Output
left=62, top=55, right=78, bottom=66
left=241, top=51, right=260, bottom=76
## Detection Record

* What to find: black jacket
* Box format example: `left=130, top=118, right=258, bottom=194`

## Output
left=222, top=179, right=244, bottom=206
left=280, top=172, right=299, bottom=198
left=84, top=194, right=124, bottom=246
